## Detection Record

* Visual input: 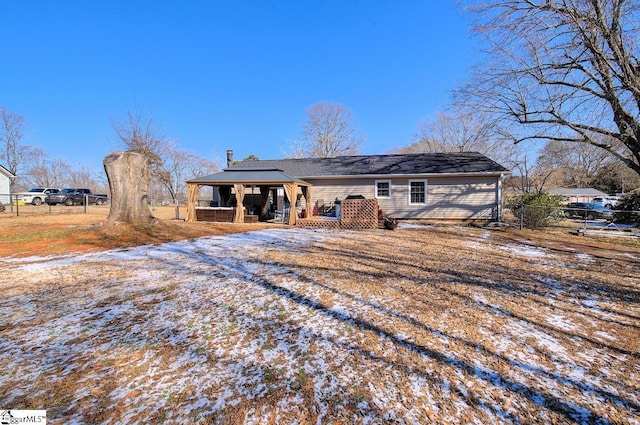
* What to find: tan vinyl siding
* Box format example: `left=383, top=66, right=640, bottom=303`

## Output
left=305, top=176, right=499, bottom=220
left=306, top=178, right=376, bottom=209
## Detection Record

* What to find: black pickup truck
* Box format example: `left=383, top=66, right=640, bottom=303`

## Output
left=45, top=188, right=108, bottom=206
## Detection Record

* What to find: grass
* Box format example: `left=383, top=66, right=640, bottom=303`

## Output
left=0, top=209, right=639, bottom=423
left=0, top=205, right=278, bottom=257
left=0, top=227, right=78, bottom=243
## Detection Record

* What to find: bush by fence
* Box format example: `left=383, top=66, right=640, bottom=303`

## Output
left=506, top=192, right=566, bottom=229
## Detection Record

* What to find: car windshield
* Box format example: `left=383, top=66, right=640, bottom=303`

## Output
left=61, top=188, right=75, bottom=194
left=27, top=188, right=45, bottom=193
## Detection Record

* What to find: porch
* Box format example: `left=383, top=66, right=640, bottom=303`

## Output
left=185, top=168, right=312, bottom=225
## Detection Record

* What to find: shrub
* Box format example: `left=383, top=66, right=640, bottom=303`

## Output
left=506, top=192, right=565, bottom=229
left=613, top=190, right=640, bottom=225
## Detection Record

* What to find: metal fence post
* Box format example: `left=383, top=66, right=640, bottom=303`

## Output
left=14, top=194, right=19, bottom=217
left=84, top=194, right=88, bottom=214
left=519, top=203, right=524, bottom=230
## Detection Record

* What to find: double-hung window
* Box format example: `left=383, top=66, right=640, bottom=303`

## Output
left=409, top=180, right=427, bottom=204
left=375, top=180, right=391, bottom=198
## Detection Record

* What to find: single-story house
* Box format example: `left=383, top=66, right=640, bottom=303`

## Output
left=186, top=152, right=511, bottom=224
left=548, top=187, right=608, bottom=203
left=0, top=164, right=14, bottom=204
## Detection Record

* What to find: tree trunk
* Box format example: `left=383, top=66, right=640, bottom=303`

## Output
left=103, top=151, right=154, bottom=223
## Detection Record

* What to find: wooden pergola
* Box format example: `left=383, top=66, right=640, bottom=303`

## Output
left=185, top=168, right=312, bottom=225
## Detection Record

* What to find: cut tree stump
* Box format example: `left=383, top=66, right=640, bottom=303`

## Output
left=103, top=151, right=155, bottom=224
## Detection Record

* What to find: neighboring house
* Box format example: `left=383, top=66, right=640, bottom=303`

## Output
left=548, top=187, right=608, bottom=203
left=188, top=152, right=511, bottom=222
left=0, top=164, right=14, bottom=204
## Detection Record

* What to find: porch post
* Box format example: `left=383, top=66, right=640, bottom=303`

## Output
left=233, top=184, right=246, bottom=223
left=185, top=183, right=200, bottom=222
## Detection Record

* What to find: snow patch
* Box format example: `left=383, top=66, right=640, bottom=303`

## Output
left=498, top=244, right=548, bottom=258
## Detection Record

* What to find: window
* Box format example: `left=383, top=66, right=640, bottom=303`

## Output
left=409, top=180, right=426, bottom=204
left=375, top=180, right=391, bottom=198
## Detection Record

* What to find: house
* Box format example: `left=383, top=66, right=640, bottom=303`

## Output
left=0, top=164, right=14, bottom=204
left=186, top=152, right=510, bottom=224
left=548, top=187, right=608, bottom=203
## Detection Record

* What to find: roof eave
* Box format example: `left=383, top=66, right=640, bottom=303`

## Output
left=0, top=165, right=15, bottom=178
left=187, top=179, right=311, bottom=186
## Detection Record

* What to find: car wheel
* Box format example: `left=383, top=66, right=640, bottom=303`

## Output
left=32, top=197, right=42, bottom=206
left=64, top=198, right=73, bottom=206
left=586, top=213, right=595, bottom=220
left=605, top=203, right=612, bottom=208
left=95, top=199, right=104, bottom=206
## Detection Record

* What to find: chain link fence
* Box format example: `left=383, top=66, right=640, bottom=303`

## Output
left=0, top=193, right=190, bottom=220
left=3, top=191, right=639, bottom=238
left=0, top=194, right=110, bottom=217
left=503, top=203, right=640, bottom=237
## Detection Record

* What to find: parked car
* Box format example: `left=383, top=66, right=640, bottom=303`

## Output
left=16, top=187, right=60, bottom=205
left=45, top=188, right=108, bottom=206
left=591, top=196, right=621, bottom=209
left=564, top=202, right=613, bottom=220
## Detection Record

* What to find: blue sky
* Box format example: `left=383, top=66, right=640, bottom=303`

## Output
left=2, top=1, right=480, bottom=171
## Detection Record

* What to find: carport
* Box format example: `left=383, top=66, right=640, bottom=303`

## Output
left=185, top=168, right=312, bottom=225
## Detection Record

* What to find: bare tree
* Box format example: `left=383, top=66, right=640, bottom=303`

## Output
left=502, top=148, right=562, bottom=194
left=185, top=154, right=219, bottom=201
left=186, top=154, right=219, bottom=180
left=290, top=102, right=365, bottom=158
left=405, top=109, right=497, bottom=152
left=25, top=152, right=70, bottom=188
left=285, top=139, right=308, bottom=159
left=144, top=141, right=219, bottom=205
left=459, top=0, right=640, bottom=177
left=111, top=107, right=165, bottom=157
left=110, top=107, right=219, bottom=214
left=592, top=160, right=640, bottom=193
left=400, top=108, right=523, bottom=167
left=0, top=107, right=29, bottom=193
left=68, top=163, right=103, bottom=190
left=537, top=139, right=614, bottom=188
left=399, top=107, right=538, bottom=194
left=154, top=141, right=185, bottom=204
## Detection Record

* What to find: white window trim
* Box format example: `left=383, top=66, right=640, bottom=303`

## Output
left=408, top=179, right=427, bottom=205
left=375, top=180, right=391, bottom=198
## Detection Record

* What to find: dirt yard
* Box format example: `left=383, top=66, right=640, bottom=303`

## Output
left=0, top=208, right=639, bottom=424
left=0, top=205, right=277, bottom=257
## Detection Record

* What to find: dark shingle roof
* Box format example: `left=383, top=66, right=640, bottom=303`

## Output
left=231, top=152, right=510, bottom=177
left=187, top=168, right=310, bottom=185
